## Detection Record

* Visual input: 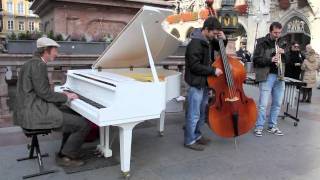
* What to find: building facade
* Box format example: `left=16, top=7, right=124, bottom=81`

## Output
left=29, top=0, right=173, bottom=41
left=1, top=0, right=41, bottom=36
left=244, top=0, right=320, bottom=53
left=166, top=0, right=320, bottom=54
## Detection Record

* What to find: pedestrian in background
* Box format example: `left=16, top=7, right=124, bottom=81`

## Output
left=285, top=41, right=305, bottom=80
left=301, top=45, right=320, bottom=103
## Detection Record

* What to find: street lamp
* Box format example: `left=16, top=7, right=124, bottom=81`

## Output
left=217, top=0, right=239, bottom=35
left=253, top=11, right=263, bottom=46
left=0, top=0, right=3, bottom=32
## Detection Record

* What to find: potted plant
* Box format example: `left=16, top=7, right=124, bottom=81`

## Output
left=181, top=12, right=198, bottom=22
left=167, top=14, right=181, bottom=24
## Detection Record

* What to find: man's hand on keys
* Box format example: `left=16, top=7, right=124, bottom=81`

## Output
left=63, top=92, right=79, bottom=100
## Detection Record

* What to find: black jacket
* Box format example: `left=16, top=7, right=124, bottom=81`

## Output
left=236, top=48, right=251, bottom=63
left=253, top=34, right=286, bottom=82
left=284, top=50, right=305, bottom=80
left=184, top=29, right=227, bottom=88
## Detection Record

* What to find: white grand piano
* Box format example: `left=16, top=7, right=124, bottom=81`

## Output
left=55, top=6, right=182, bottom=177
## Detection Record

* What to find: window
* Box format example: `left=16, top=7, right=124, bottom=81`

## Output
left=7, top=1, right=13, bottom=14
left=19, top=21, right=25, bottom=31
left=8, top=20, right=14, bottom=30
left=222, top=0, right=235, bottom=5
left=29, top=2, right=34, bottom=15
left=29, top=21, right=35, bottom=31
left=18, top=2, right=24, bottom=15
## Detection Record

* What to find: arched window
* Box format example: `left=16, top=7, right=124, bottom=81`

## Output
left=171, top=28, right=180, bottom=39
left=186, top=27, right=195, bottom=39
left=17, top=1, right=24, bottom=15
left=282, top=16, right=311, bottom=51
left=221, top=0, right=235, bottom=6
left=7, top=1, right=14, bottom=14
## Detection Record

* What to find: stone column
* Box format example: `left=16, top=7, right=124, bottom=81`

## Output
left=226, top=36, right=237, bottom=55
left=0, top=67, right=10, bottom=121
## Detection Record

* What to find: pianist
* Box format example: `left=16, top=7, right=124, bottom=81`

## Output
left=14, top=37, right=90, bottom=167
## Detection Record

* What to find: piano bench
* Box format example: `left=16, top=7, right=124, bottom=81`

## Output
left=17, top=128, right=58, bottom=179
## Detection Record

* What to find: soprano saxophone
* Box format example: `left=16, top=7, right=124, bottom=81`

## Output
left=275, top=41, right=284, bottom=80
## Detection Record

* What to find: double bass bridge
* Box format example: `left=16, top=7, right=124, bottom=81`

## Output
left=225, top=97, right=239, bottom=102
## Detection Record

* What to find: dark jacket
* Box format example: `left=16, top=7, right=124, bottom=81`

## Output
left=284, top=50, right=305, bottom=80
left=13, top=56, right=68, bottom=130
left=184, top=28, right=227, bottom=88
left=236, top=48, right=251, bottom=63
left=253, top=34, right=286, bottom=82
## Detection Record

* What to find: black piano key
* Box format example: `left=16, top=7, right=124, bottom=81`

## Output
left=63, top=89, right=106, bottom=109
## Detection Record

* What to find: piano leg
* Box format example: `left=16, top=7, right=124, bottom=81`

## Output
left=118, top=121, right=142, bottom=178
left=158, top=111, right=165, bottom=137
left=97, top=127, right=112, bottom=158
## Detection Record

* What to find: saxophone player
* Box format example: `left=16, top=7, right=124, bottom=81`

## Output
left=253, top=22, right=286, bottom=137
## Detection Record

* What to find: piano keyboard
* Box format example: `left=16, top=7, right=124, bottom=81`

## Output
left=64, top=90, right=106, bottom=109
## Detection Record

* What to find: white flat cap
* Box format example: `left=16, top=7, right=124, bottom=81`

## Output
left=36, top=37, right=60, bottom=48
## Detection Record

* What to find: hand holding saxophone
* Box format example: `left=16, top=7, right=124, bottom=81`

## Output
left=271, top=56, right=279, bottom=65
left=272, top=48, right=284, bottom=64
left=276, top=48, right=285, bottom=54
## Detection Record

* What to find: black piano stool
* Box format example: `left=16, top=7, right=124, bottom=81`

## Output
left=17, top=129, right=58, bottom=179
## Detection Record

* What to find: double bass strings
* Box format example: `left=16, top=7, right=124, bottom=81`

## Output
left=218, top=39, right=237, bottom=99
left=218, top=40, right=232, bottom=97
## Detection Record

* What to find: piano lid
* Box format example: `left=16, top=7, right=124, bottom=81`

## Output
left=92, top=6, right=181, bottom=69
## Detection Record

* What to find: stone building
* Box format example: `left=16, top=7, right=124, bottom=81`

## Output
left=29, top=0, right=173, bottom=41
left=245, top=0, right=320, bottom=53
left=166, top=0, right=320, bottom=53
left=0, top=0, right=41, bottom=36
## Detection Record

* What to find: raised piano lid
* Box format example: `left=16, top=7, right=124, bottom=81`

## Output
left=92, top=6, right=181, bottom=69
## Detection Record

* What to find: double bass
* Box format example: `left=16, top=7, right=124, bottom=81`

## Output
left=207, top=38, right=257, bottom=138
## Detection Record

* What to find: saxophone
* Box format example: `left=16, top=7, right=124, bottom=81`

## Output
left=275, top=41, right=284, bottom=80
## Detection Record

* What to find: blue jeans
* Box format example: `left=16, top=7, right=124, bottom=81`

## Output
left=256, top=74, right=285, bottom=130
left=184, top=86, right=209, bottom=145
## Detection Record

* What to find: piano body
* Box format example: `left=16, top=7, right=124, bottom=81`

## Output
left=55, top=6, right=182, bottom=176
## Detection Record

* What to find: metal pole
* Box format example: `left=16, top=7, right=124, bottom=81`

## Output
left=0, top=0, right=3, bottom=32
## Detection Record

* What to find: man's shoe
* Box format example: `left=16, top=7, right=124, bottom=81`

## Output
left=56, top=155, right=85, bottom=167
left=267, top=127, right=284, bottom=136
left=306, top=99, right=311, bottom=103
left=196, top=137, right=211, bottom=145
left=184, top=143, right=205, bottom=151
left=254, top=128, right=263, bottom=137
left=59, top=152, right=86, bottom=159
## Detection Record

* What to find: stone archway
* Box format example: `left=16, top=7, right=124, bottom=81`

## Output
left=170, top=28, right=181, bottom=39
left=281, top=16, right=311, bottom=51
left=186, top=27, right=195, bottom=39
left=233, top=23, right=248, bottom=51
left=279, top=10, right=311, bottom=50
left=85, top=19, right=127, bottom=41
left=279, top=9, right=311, bottom=31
